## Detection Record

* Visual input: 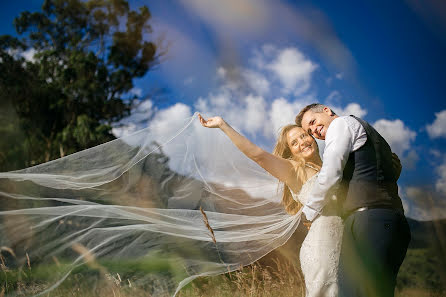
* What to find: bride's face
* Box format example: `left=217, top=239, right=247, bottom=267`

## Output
left=286, top=127, right=317, bottom=160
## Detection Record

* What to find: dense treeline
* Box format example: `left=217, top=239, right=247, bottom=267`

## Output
left=0, top=0, right=159, bottom=171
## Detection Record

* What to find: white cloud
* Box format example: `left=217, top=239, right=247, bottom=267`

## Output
left=115, top=44, right=368, bottom=170
left=426, top=109, right=446, bottom=139
left=176, top=0, right=356, bottom=79
left=160, top=46, right=368, bottom=157
left=150, top=103, right=193, bottom=133
left=325, top=90, right=341, bottom=105
left=403, top=186, right=446, bottom=220
left=264, top=97, right=308, bottom=138
left=208, top=90, right=232, bottom=108
left=333, top=103, right=367, bottom=118
left=243, top=95, right=267, bottom=134
left=194, top=85, right=268, bottom=137
left=22, top=48, right=37, bottom=62
left=242, top=69, right=270, bottom=96
left=436, top=156, right=446, bottom=194
left=112, top=123, right=139, bottom=139
left=112, top=100, right=155, bottom=138
left=372, top=119, right=418, bottom=169
left=133, top=100, right=154, bottom=119
left=250, top=45, right=317, bottom=96
left=108, top=44, right=370, bottom=202
left=216, top=67, right=227, bottom=78
left=116, top=45, right=360, bottom=165
left=194, top=45, right=318, bottom=139
left=402, top=150, right=419, bottom=170
left=401, top=187, right=428, bottom=220
left=267, top=47, right=317, bottom=95
left=6, top=47, right=37, bottom=63
left=113, top=101, right=194, bottom=141
left=129, top=87, right=142, bottom=97
left=373, top=119, right=416, bottom=156
left=430, top=149, right=442, bottom=158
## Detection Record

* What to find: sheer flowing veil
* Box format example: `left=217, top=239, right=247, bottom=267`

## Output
left=0, top=113, right=301, bottom=296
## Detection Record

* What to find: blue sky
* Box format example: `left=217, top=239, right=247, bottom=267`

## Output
left=2, top=0, right=446, bottom=220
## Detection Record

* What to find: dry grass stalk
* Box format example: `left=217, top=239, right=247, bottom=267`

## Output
left=272, top=258, right=305, bottom=297
left=250, top=264, right=257, bottom=296
left=72, top=243, right=95, bottom=264
left=0, top=247, right=16, bottom=273
left=71, top=243, right=108, bottom=276
left=199, top=206, right=216, bottom=244
left=26, top=252, right=31, bottom=270
left=0, top=247, right=16, bottom=258
left=52, top=255, right=61, bottom=267
left=199, top=206, right=228, bottom=274
left=202, top=260, right=305, bottom=297
left=0, top=255, right=8, bottom=272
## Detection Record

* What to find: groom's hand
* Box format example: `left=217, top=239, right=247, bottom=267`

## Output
left=301, top=213, right=312, bottom=230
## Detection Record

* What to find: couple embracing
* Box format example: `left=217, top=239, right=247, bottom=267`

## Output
left=199, top=103, right=411, bottom=297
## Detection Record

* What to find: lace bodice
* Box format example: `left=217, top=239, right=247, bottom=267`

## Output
left=291, top=172, right=344, bottom=297
left=292, top=173, right=318, bottom=205
left=291, top=173, right=340, bottom=217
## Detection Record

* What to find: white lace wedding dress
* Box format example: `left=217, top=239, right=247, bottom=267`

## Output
left=292, top=173, right=344, bottom=297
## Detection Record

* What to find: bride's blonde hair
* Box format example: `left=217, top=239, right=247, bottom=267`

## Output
left=272, top=124, right=308, bottom=215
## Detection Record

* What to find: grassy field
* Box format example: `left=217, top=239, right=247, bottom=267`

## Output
left=0, top=246, right=444, bottom=297
left=1, top=216, right=445, bottom=297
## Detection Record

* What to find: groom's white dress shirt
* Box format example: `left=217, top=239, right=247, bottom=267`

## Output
left=303, top=116, right=368, bottom=221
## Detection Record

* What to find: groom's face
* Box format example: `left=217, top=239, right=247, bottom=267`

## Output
left=301, top=108, right=335, bottom=140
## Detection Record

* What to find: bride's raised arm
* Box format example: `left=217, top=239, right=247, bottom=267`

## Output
left=198, top=114, right=302, bottom=193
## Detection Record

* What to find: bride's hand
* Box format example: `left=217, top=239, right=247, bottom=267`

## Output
left=198, top=114, right=225, bottom=128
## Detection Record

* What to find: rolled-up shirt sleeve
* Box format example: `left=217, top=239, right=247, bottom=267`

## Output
left=302, top=118, right=355, bottom=221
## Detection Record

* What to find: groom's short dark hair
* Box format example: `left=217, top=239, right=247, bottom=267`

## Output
left=295, top=103, right=326, bottom=127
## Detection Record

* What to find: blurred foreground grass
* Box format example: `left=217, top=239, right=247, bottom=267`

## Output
left=0, top=248, right=444, bottom=296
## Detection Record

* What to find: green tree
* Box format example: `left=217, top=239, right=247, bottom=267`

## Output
left=0, top=0, right=159, bottom=171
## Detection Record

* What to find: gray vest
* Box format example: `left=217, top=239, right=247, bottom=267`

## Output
left=339, top=116, right=404, bottom=216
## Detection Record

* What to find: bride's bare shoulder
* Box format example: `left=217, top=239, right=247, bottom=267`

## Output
left=286, top=159, right=307, bottom=191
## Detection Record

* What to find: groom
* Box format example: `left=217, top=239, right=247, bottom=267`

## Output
left=295, top=103, right=411, bottom=297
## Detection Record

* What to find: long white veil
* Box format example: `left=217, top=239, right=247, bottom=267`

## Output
left=0, top=113, right=301, bottom=296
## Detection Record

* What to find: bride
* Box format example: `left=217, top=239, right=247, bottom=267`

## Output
left=0, top=112, right=346, bottom=297
left=199, top=114, right=343, bottom=297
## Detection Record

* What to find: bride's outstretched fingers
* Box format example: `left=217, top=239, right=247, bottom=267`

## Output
left=198, top=114, right=205, bottom=125
left=198, top=114, right=223, bottom=128
left=198, top=114, right=210, bottom=127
